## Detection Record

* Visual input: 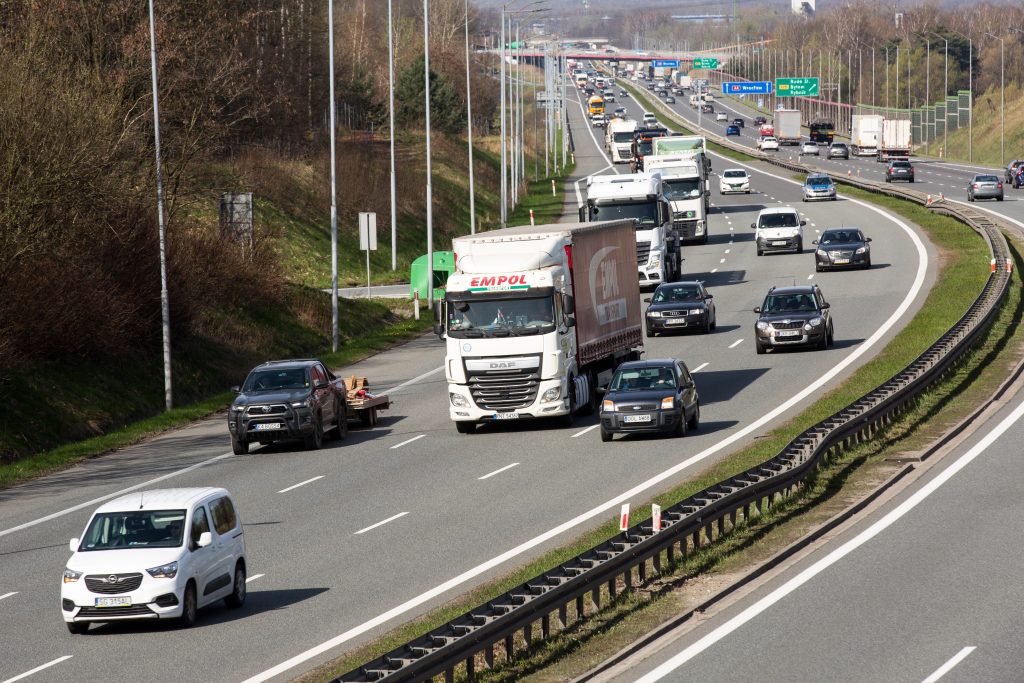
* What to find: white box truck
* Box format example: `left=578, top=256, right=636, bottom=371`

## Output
left=580, top=174, right=682, bottom=286
left=851, top=114, right=883, bottom=156
left=775, top=109, right=802, bottom=145
left=878, top=118, right=912, bottom=161
left=644, top=155, right=710, bottom=244
left=651, top=135, right=712, bottom=200
left=606, top=118, right=638, bottom=164
left=439, top=221, right=643, bottom=432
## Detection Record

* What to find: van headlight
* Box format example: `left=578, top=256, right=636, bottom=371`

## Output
left=63, top=568, right=83, bottom=584
left=146, top=561, right=178, bottom=579
left=541, top=387, right=561, bottom=402
left=449, top=393, right=469, bottom=407
left=648, top=253, right=661, bottom=269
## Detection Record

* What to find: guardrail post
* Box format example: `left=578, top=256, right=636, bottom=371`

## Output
left=638, top=561, right=647, bottom=584
left=445, top=666, right=454, bottom=683
left=485, top=645, right=494, bottom=670
left=654, top=550, right=662, bottom=574
left=608, top=577, right=617, bottom=599
left=505, top=634, right=514, bottom=662
left=592, top=586, right=601, bottom=609
left=558, top=603, right=567, bottom=628
left=576, top=594, right=585, bottom=621
left=542, top=613, right=551, bottom=638
left=467, top=653, right=476, bottom=678
left=524, top=623, right=533, bottom=647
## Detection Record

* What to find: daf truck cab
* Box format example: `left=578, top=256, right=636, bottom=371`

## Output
left=580, top=174, right=681, bottom=286
left=606, top=119, right=639, bottom=164
left=643, top=154, right=710, bottom=244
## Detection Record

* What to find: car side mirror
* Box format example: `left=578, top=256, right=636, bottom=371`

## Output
left=314, top=380, right=327, bottom=390
left=644, top=297, right=652, bottom=303
left=821, top=302, right=831, bottom=309
left=197, top=531, right=213, bottom=548
left=800, top=220, right=807, bottom=226
left=705, top=293, right=713, bottom=299
left=753, top=306, right=761, bottom=313
left=812, top=240, right=818, bottom=245
left=231, top=385, right=241, bottom=393
left=596, top=386, right=607, bottom=395
left=750, top=223, right=756, bottom=229
left=866, top=237, right=872, bottom=242
left=69, top=538, right=79, bottom=553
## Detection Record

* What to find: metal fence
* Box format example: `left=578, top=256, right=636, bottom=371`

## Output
left=333, top=79, right=1012, bottom=683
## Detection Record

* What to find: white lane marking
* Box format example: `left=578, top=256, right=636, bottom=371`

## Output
left=354, top=511, right=409, bottom=535
left=385, top=365, right=445, bottom=396
left=0, top=592, right=18, bottom=601
left=242, top=90, right=932, bottom=683
left=1, top=657, right=73, bottom=683
left=571, top=424, right=601, bottom=438
left=807, top=274, right=815, bottom=279
left=390, top=434, right=426, bottom=450
left=922, top=647, right=977, bottom=683
left=728, top=339, right=743, bottom=349
left=277, top=476, right=324, bottom=494
left=573, top=89, right=617, bottom=172
left=691, top=362, right=709, bottom=373
left=478, top=463, right=520, bottom=479
left=634, top=400, right=1024, bottom=682
left=245, top=573, right=265, bottom=584
left=945, top=197, right=1024, bottom=232
left=719, top=258, right=726, bottom=263
left=711, top=268, right=718, bottom=273
left=0, top=452, right=233, bottom=539
left=724, top=249, right=731, bottom=254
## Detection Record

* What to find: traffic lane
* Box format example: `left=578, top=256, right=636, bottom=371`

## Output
left=613, top=380, right=1024, bottom=683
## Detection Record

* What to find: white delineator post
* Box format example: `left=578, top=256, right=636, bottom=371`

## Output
left=652, top=504, right=662, bottom=533
left=619, top=503, right=630, bottom=532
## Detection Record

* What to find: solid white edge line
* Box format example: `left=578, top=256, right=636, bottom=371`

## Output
left=1, top=656, right=73, bottom=683
left=245, top=574, right=265, bottom=584
left=478, top=463, right=520, bottom=480
left=390, top=434, right=426, bottom=450
left=240, top=74, right=931, bottom=683
left=277, top=476, right=324, bottom=494
left=691, top=362, right=709, bottom=373
left=571, top=424, right=601, bottom=439
left=353, top=511, right=409, bottom=536
left=0, top=453, right=234, bottom=539
left=637, top=398, right=1020, bottom=682
left=728, top=339, right=743, bottom=348
left=0, top=592, right=17, bottom=601
left=384, top=365, right=445, bottom=396
left=922, top=646, right=977, bottom=683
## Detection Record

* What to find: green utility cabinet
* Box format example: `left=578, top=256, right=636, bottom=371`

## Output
left=409, top=251, right=454, bottom=300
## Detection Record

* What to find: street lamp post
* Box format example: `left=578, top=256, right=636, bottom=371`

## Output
left=984, top=32, right=1004, bottom=166
left=949, top=28, right=972, bottom=162
left=424, top=0, right=435, bottom=307
left=927, top=32, right=948, bottom=158
left=327, top=0, right=339, bottom=352
left=464, top=0, right=476, bottom=234
left=388, top=0, right=397, bottom=267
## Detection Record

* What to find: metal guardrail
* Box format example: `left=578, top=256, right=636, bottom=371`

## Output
left=334, top=77, right=1013, bottom=683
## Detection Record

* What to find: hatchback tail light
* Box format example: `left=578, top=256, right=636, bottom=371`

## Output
left=973, top=183, right=980, bottom=189
left=998, top=182, right=1003, bottom=189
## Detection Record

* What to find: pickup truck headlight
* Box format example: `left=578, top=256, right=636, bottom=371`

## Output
left=540, top=387, right=560, bottom=402
left=449, top=393, right=469, bottom=407
left=63, top=569, right=83, bottom=584
left=290, top=397, right=314, bottom=409
left=146, top=561, right=179, bottom=579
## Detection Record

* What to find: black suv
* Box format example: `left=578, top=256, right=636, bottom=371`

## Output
left=885, top=159, right=914, bottom=183
left=753, top=285, right=834, bottom=354
left=228, top=359, right=348, bottom=454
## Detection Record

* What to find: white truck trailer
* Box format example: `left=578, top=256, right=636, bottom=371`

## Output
left=877, top=118, right=912, bottom=161
left=438, top=221, right=643, bottom=432
left=580, top=174, right=682, bottom=286
left=850, top=114, right=883, bottom=156
left=775, top=109, right=802, bottom=145
left=643, top=155, right=710, bottom=245
left=606, top=118, right=638, bottom=164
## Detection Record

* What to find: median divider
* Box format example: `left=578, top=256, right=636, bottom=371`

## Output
left=333, top=75, right=1012, bottom=683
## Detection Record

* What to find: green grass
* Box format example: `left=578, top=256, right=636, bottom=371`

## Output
left=939, top=83, right=1024, bottom=166
left=308, top=143, right=994, bottom=681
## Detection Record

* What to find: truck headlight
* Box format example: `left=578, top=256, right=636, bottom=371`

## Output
left=146, top=561, right=179, bottom=579
left=290, top=397, right=314, bottom=408
left=648, top=253, right=661, bottom=269
left=63, top=568, right=83, bottom=584
left=541, top=387, right=561, bottom=402
left=449, top=393, right=468, bottom=407
left=229, top=405, right=243, bottom=413
left=602, top=399, right=616, bottom=413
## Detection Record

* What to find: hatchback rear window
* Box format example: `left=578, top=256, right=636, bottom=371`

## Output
left=891, top=161, right=911, bottom=168
left=976, top=175, right=999, bottom=183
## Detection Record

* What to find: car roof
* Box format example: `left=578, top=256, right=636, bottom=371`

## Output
left=806, top=174, right=831, bottom=181
left=252, top=359, right=320, bottom=370
left=722, top=168, right=747, bottom=173
left=95, top=488, right=229, bottom=513
left=656, top=280, right=701, bottom=289
left=757, top=206, right=799, bottom=215
left=616, top=358, right=681, bottom=371
left=766, top=285, right=818, bottom=296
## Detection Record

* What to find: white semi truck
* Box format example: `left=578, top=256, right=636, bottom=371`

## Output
left=605, top=119, right=638, bottom=164
left=878, top=118, right=912, bottom=161
left=438, top=221, right=643, bottom=432
left=775, top=109, right=802, bottom=145
left=580, top=174, right=682, bottom=286
left=643, top=154, right=710, bottom=244
left=851, top=114, right=883, bottom=156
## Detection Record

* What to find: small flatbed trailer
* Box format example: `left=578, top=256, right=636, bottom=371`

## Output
left=343, top=376, right=390, bottom=427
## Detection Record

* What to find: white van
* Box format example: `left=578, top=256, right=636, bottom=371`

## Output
left=752, top=206, right=806, bottom=256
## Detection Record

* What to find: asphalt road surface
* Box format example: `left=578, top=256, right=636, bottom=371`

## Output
left=0, top=69, right=937, bottom=683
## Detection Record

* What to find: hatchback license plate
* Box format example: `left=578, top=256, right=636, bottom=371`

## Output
left=772, top=240, right=788, bottom=246
left=623, top=414, right=652, bottom=423
left=493, top=412, right=520, bottom=420
left=254, top=423, right=284, bottom=431
left=776, top=330, right=800, bottom=337
left=95, top=597, right=132, bottom=608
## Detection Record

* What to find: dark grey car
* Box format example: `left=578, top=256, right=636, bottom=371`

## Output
left=599, top=359, right=700, bottom=441
left=754, top=285, right=834, bottom=353
left=967, top=174, right=1004, bottom=202
left=644, top=281, right=716, bottom=336
left=813, top=228, right=872, bottom=271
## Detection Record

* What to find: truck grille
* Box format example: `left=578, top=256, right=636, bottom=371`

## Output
left=467, top=366, right=540, bottom=411
left=85, top=573, right=144, bottom=594
left=246, top=404, right=287, bottom=416
left=672, top=219, right=699, bottom=239
left=636, top=241, right=651, bottom=265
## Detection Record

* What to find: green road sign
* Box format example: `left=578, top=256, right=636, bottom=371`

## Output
left=775, top=77, right=819, bottom=97
left=692, top=57, right=719, bottom=69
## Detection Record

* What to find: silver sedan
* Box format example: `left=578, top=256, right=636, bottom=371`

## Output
left=967, top=174, right=1004, bottom=202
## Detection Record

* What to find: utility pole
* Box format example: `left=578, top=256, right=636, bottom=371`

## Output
left=424, top=0, right=434, bottom=306
left=388, top=0, right=397, bottom=267
left=463, top=0, right=476, bottom=234
left=327, top=0, right=339, bottom=352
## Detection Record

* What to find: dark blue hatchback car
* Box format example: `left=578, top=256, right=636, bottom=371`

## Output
left=725, top=124, right=740, bottom=136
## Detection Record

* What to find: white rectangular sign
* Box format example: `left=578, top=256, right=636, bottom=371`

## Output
left=359, top=212, right=377, bottom=251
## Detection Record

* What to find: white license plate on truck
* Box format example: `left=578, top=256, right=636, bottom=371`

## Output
left=623, top=414, right=652, bottom=423
left=493, top=412, right=520, bottom=420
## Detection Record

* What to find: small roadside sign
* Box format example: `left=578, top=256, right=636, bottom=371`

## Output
left=359, top=212, right=377, bottom=297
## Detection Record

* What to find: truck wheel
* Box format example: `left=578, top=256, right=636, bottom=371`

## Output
left=579, top=376, right=598, bottom=416
left=455, top=421, right=475, bottom=435
left=231, top=436, right=249, bottom=456
left=559, top=383, right=577, bottom=428
left=303, top=416, right=323, bottom=450
left=334, top=406, right=349, bottom=440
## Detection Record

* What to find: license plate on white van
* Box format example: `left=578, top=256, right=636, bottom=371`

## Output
left=772, top=240, right=788, bottom=246
left=95, top=597, right=132, bottom=608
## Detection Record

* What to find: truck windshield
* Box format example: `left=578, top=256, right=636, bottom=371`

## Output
left=636, top=140, right=653, bottom=156
left=662, top=179, right=701, bottom=200
left=446, top=296, right=555, bottom=338
left=592, top=200, right=658, bottom=227
left=613, top=132, right=634, bottom=143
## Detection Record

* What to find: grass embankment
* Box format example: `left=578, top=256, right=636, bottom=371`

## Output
left=308, top=129, right=1006, bottom=681
left=939, top=83, right=1024, bottom=166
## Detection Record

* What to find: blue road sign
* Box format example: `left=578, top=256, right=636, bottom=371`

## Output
left=652, top=59, right=680, bottom=68
left=722, top=81, right=773, bottom=95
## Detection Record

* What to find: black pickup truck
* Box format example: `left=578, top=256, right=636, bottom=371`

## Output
left=228, top=359, right=347, bottom=454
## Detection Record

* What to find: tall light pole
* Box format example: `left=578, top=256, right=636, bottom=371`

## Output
left=147, top=0, right=172, bottom=409
left=949, top=28, right=972, bottom=161
left=463, top=0, right=476, bottom=234
left=327, top=0, right=339, bottom=352
left=985, top=32, right=1004, bottom=166
left=388, top=0, right=397, bottom=268
left=928, top=32, right=948, bottom=157
left=424, top=0, right=434, bottom=307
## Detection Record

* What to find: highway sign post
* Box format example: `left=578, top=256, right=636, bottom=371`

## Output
left=692, top=57, right=719, bottom=69
left=722, top=81, right=773, bottom=95
left=775, top=77, right=820, bottom=97
left=359, top=212, right=377, bottom=298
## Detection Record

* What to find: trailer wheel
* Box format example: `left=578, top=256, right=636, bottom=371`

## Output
left=360, top=407, right=377, bottom=427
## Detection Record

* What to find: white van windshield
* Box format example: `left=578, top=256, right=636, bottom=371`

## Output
left=80, top=510, right=187, bottom=550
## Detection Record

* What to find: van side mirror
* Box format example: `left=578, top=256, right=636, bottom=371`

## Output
left=69, top=538, right=79, bottom=553
left=197, top=531, right=213, bottom=548
left=800, top=220, right=807, bottom=226
left=750, top=223, right=756, bottom=229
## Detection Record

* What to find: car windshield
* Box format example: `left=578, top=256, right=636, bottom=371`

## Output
left=446, top=296, right=555, bottom=338
left=763, top=137, right=777, bottom=143
left=723, top=170, right=746, bottom=179
left=762, top=293, right=819, bottom=314
left=820, top=230, right=863, bottom=244
left=975, top=175, right=999, bottom=183
left=806, top=176, right=832, bottom=186
left=610, top=366, right=676, bottom=392
left=663, top=179, right=701, bottom=200
left=759, top=212, right=799, bottom=228
left=832, top=143, right=847, bottom=149
left=593, top=200, right=658, bottom=227
left=653, top=285, right=702, bottom=303
left=80, top=509, right=187, bottom=550
left=243, top=368, right=309, bottom=392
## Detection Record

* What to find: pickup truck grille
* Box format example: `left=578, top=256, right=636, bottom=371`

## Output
left=467, top=367, right=540, bottom=411
left=636, top=241, right=651, bottom=265
left=245, top=404, right=288, bottom=416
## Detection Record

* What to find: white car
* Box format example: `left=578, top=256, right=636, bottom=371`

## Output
left=719, top=168, right=751, bottom=194
left=752, top=206, right=806, bottom=255
left=715, top=112, right=728, bottom=121
left=591, top=114, right=607, bottom=128
left=800, top=141, right=820, bottom=156
left=757, top=136, right=780, bottom=151
left=61, top=488, right=247, bottom=633
left=642, top=112, right=658, bottom=126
